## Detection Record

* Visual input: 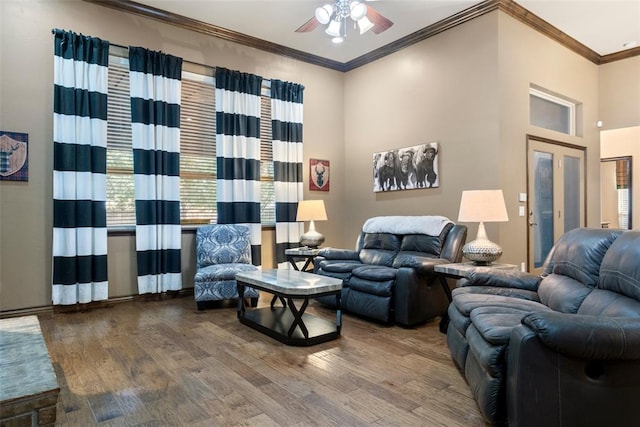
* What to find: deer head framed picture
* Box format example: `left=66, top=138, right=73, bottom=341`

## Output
left=310, top=159, right=330, bottom=191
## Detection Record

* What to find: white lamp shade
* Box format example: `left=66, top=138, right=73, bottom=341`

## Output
left=315, top=4, right=333, bottom=25
left=325, top=19, right=342, bottom=37
left=296, top=200, right=328, bottom=222
left=357, top=16, right=374, bottom=34
left=458, top=190, right=509, bottom=223
left=350, top=1, right=367, bottom=20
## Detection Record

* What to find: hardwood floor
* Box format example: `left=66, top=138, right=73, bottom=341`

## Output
left=38, top=294, right=486, bottom=426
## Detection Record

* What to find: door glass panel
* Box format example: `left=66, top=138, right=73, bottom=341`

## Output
left=563, top=155, right=581, bottom=231
left=533, top=151, right=554, bottom=268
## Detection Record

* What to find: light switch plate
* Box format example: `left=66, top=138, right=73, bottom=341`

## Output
left=518, top=192, right=527, bottom=202
left=519, top=206, right=526, bottom=216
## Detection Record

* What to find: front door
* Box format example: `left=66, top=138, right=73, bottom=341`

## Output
left=527, top=136, right=586, bottom=275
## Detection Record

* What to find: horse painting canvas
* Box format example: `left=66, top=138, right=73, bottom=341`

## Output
left=373, top=142, right=439, bottom=192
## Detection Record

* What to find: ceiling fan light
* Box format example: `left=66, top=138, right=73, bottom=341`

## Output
left=315, top=4, right=334, bottom=25
left=357, top=16, right=374, bottom=34
left=350, top=1, right=367, bottom=21
left=332, top=36, right=344, bottom=44
left=325, top=19, right=342, bottom=37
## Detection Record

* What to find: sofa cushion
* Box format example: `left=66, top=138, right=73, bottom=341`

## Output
left=358, top=233, right=401, bottom=266
left=399, top=223, right=453, bottom=256
left=537, top=273, right=594, bottom=314
left=549, top=228, right=621, bottom=288
left=598, top=230, right=640, bottom=302
left=578, top=288, right=640, bottom=317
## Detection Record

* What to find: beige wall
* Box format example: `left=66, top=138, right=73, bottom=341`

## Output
left=1, top=1, right=638, bottom=312
left=0, top=0, right=345, bottom=311
left=497, top=12, right=601, bottom=267
left=599, top=57, right=640, bottom=130
left=601, top=126, right=640, bottom=229
left=343, top=13, right=501, bottom=246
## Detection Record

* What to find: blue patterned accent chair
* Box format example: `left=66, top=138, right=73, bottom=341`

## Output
left=194, top=224, right=259, bottom=310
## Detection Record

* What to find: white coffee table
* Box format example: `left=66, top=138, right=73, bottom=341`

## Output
left=236, top=269, right=343, bottom=346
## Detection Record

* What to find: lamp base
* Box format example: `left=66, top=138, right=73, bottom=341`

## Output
left=300, top=230, right=325, bottom=248
left=462, top=238, right=503, bottom=265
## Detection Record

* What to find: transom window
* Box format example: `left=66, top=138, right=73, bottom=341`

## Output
left=529, top=85, right=581, bottom=136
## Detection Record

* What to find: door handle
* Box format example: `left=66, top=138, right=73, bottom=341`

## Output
left=529, top=220, right=537, bottom=226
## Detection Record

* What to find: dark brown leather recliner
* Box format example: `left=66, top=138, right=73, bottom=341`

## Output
left=313, top=216, right=467, bottom=327
left=447, top=228, right=640, bottom=426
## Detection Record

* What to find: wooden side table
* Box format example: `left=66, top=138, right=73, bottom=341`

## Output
left=434, top=262, right=519, bottom=332
left=285, top=247, right=320, bottom=272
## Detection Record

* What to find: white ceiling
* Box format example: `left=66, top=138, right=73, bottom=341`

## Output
left=134, top=0, right=640, bottom=64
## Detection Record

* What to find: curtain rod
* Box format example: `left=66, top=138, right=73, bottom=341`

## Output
left=51, top=29, right=283, bottom=87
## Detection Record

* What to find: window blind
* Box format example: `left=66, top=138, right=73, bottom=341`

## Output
left=106, top=54, right=276, bottom=226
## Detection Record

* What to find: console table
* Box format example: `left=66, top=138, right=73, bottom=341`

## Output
left=236, top=269, right=342, bottom=346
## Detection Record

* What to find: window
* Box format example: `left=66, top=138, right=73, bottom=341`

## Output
left=529, top=86, right=580, bottom=136
left=105, top=54, right=276, bottom=227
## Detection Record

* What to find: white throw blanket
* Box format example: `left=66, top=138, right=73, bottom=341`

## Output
left=362, top=215, right=453, bottom=236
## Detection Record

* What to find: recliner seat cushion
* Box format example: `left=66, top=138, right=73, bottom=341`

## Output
left=318, top=260, right=362, bottom=274
left=470, top=306, right=533, bottom=346
left=454, top=284, right=540, bottom=302
left=349, top=265, right=396, bottom=296
left=452, top=288, right=550, bottom=316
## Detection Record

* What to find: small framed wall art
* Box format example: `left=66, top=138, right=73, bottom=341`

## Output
left=309, top=158, right=330, bottom=191
left=0, top=131, right=28, bottom=182
left=373, top=141, right=439, bottom=192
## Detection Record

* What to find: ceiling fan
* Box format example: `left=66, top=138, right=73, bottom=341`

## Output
left=295, top=0, right=394, bottom=43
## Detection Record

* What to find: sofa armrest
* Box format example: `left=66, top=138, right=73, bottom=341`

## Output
left=522, top=311, right=640, bottom=360
left=317, top=247, right=360, bottom=261
left=462, top=269, right=540, bottom=291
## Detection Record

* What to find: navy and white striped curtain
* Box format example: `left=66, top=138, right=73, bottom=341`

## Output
left=215, top=68, right=263, bottom=265
left=129, top=47, right=183, bottom=294
left=271, top=80, right=304, bottom=268
left=52, top=30, right=109, bottom=304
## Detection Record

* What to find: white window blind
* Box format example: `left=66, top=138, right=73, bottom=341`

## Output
left=105, top=54, right=276, bottom=227
left=180, top=73, right=217, bottom=225
left=260, top=95, right=275, bottom=225
left=106, top=57, right=135, bottom=226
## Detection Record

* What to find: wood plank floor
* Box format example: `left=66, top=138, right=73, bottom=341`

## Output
left=37, top=294, right=486, bottom=426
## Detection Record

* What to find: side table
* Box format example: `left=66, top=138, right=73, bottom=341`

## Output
left=434, top=262, right=519, bottom=333
left=285, top=247, right=320, bottom=272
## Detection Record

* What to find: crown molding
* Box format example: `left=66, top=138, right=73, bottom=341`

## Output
left=82, top=0, right=347, bottom=72
left=82, top=0, right=638, bottom=72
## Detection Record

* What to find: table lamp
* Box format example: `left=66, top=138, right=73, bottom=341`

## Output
left=296, top=200, right=327, bottom=248
left=457, top=189, right=509, bottom=265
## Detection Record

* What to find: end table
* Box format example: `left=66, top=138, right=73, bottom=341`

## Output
left=434, top=262, right=518, bottom=333
left=285, top=247, right=321, bottom=272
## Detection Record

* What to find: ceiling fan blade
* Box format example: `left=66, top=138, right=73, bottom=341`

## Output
left=366, top=6, right=394, bottom=34
left=295, top=16, right=320, bottom=33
